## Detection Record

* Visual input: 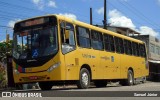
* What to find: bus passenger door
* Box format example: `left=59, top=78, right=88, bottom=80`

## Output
left=60, top=22, right=78, bottom=80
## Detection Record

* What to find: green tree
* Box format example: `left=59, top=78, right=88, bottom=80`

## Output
left=0, top=40, right=13, bottom=63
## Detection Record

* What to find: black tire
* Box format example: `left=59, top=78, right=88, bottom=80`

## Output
left=77, top=68, right=90, bottom=89
left=94, top=80, right=107, bottom=87
left=39, top=82, right=53, bottom=90
left=120, top=70, right=134, bottom=86
left=142, top=76, right=146, bottom=83
left=15, top=84, right=23, bottom=90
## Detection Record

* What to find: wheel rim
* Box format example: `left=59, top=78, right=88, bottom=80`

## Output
left=82, top=72, right=88, bottom=86
left=129, top=73, right=133, bottom=84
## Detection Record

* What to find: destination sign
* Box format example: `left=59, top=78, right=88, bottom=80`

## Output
left=24, top=18, right=44, bottom=26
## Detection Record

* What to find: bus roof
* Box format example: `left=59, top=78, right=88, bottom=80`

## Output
left=15, top=14, right=144, bottom=44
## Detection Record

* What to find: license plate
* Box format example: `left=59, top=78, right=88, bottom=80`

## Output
left=29, top=76, right=38, bottom=80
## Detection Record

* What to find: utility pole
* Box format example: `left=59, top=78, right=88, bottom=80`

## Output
left=90, top=7, right=93, bottom=25
left=103, top=0, right=107, bottom=29
left=6, top=30, right=9, bottom=43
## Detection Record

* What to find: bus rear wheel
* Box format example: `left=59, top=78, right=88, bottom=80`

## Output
left=15, top=83, right=23, bottom=90
left=120, top=70, right=134, bottom=86
left=39, top=82, right=53, bottom=90
left=77, top=68, right=90, bottom=89
left=94, top=80, right=107, bottom=87
left=142, top=76, right=146, bottom=83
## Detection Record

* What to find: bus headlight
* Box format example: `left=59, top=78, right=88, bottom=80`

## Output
left=13, top=69, right=20, bottom=74
left=47, top=62, right=61, bottom=72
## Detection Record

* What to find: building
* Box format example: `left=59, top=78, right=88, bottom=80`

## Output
left=96, top=25, right=141, bottom=36
left=131, top=35, right=160, bottom=61
left=107, top=26, right=141, bottom=36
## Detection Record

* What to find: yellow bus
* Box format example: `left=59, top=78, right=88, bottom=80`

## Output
left=12, top=15, right=149, bottom=90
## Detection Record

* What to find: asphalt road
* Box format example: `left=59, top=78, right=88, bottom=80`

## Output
left=1, top=81, right=160, bottom=100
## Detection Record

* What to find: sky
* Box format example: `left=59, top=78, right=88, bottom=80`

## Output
left=0, top=0, right=160, bottom=41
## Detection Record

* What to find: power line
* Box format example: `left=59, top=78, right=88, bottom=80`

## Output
left=0, top=25, right=13, bottom=28
left=108, top=1, right=142, bottom=25
left=122, top=1, right=160, bottom=27
left=117, top=0, right=160, bottom=29
left=0, top=9, right=29, bottom=18
left=0, top=1, right=47, bottom=14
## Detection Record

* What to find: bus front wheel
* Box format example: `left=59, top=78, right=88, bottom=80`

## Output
left=39, top=82, right=53, bottom=90
left=77, top=68, right=90, bottom=89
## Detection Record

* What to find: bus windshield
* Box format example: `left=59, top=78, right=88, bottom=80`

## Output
left=13, top=26, right=58, bottom=60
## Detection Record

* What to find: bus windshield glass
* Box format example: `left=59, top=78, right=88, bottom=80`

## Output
left=13, top=21, right=58, bottom=60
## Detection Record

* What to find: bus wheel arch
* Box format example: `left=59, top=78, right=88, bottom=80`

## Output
left=120, top=67, right=134, bottom=86
left=127, top=67, right=134, bottom=86
left=77, top=64, right=91, bottom=89
left=80, top=64, right=92, bottom=80
left=128, top=67, right=134, bottom=78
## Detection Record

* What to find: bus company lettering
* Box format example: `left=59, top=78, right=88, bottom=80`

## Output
left=82, top=54, right=95, bottom=59
left=101, top=56, right=110, bottom=60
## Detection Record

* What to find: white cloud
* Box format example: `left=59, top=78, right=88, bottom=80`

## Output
left=8, top=19, right=21, bottom=28
left=96, top=7, right=104, bottom=15
left=32, top=0, right=56, bottom=10
left=108, top=9, right=159, bottom=37
left=32, top=0, right=40, bottom=4
left=108, top=9, right=136, bottom=29
left=59, top=13, right=77, bottom=20
left=32, top=0, right=44, bottom=10
left=138, top=26, right=159, bottom=37
left=48, top=1, right=56, bottom=8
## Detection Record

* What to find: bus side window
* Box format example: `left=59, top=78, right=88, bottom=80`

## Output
left=104, top=34, right=115, bottom=52
left=128, top=41, right=132, bottom=55
left=124, top=40, right=132, bottom=55
left=76, top=26, right=91, bottom=48
left=104, top=34, right=110, bottom=51
left=65, top=23, right=75, bottom=46
left=115, top=37, right=124, bottom=54
left=132, top=42, right=139, bottom=56
left=60, top=22, right=65, bottom=44
left=109, top=35, right=115, bottom=52
left=60, top=22, right=76, bottom=54
left=91, top=30, right=103, bottom=50
left=136, top=43, right=140, bottom=56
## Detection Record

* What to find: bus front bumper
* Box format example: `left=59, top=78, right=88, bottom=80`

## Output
left=13, top=70, right=60, bottom=84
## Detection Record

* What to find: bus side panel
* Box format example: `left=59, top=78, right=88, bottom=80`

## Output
left=100, top=51, right=121, bottom=79
left=120, top=55, right=147, bottom=79
left=120, top=55, right=135, bottom=79
left=75, top=48, right=100, bottom=80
